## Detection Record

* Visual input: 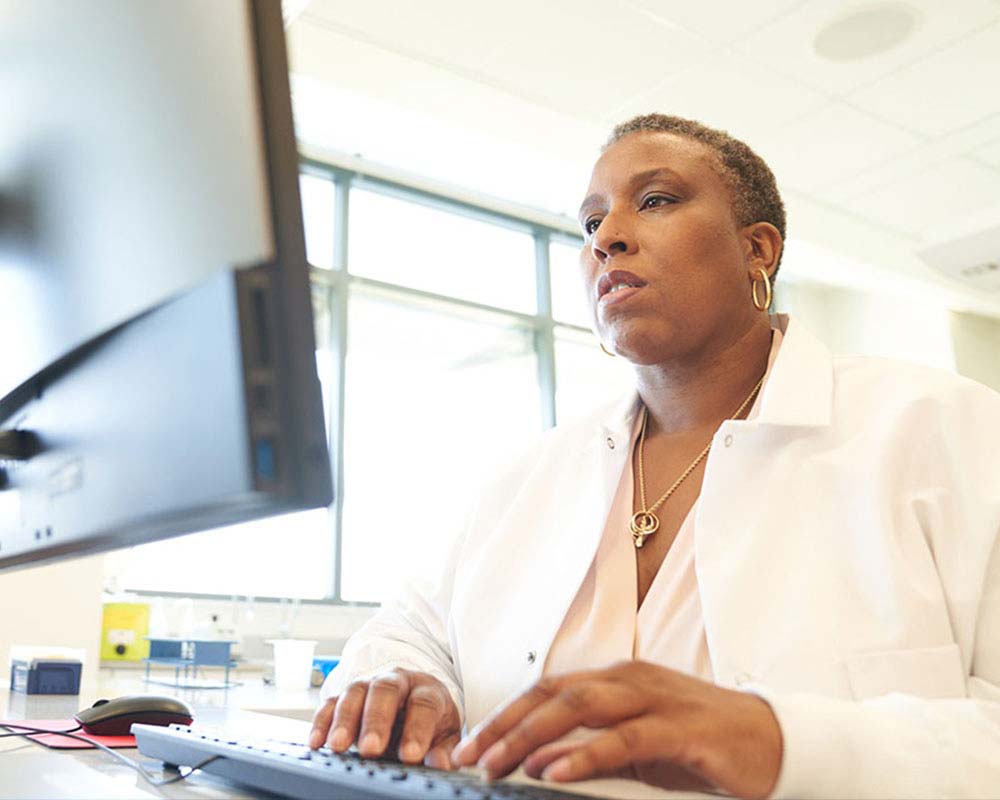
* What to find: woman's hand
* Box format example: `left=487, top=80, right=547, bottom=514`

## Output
left=450, top=661, right=783, bottom=800
left=309, top=668, right=462, bottom=770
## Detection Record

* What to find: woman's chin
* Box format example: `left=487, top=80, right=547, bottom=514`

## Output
left=603, top=326, right=677, bottom=365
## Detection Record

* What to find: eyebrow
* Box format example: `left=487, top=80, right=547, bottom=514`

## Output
left=577, top=167, right=686, bottom=221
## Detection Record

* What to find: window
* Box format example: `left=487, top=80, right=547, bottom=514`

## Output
left=340, top=288, right=541, bottom=601
left=550, top=238, right=591, bottom=327
left=118, top=161, right=593, bottom=603
left=348, top=187, right=536, bottom=313
left=554, top=326, right=635, bottom=426
left=300, top=173, right=336, bottom=270
left=115, top=509, right=334, bottom=599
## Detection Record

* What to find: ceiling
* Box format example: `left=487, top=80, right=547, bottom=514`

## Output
left=283, top=0, right=1000, bottom=315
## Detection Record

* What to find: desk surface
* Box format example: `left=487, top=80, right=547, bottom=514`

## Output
left=0, top=667, right=319, bottom=799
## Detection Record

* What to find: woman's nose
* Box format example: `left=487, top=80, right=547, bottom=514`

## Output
left=591, top=215, right=637, bottom=261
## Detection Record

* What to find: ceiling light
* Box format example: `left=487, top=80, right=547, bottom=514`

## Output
left=813, top=2, right=921, bottom=62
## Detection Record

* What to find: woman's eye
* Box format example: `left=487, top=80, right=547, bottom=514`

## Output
left=584, top=217, right=602, bottom=235
left=641, top=194, right=675, bottom=209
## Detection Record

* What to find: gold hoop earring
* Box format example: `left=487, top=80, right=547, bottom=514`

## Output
left=751, top=268, right=772, bottom=312
left=599, top=342, right=616, bottom=357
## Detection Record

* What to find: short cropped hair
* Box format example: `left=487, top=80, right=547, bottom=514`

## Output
left=606, top=114, right=786, bottom=274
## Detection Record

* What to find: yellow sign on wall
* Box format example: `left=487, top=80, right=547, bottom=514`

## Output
left=100, top=603, right=151, bottom=661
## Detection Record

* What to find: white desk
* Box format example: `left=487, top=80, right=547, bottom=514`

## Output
left=0, top=667, right=320, bottom=799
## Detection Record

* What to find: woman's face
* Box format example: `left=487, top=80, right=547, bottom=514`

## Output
left=579, top=131, right=760, bottom=365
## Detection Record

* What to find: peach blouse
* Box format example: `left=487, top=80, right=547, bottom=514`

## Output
left=544, top=325, right=785, bottom=680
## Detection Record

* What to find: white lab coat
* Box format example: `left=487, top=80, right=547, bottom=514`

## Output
left=322, top=313, right=1000, bottom=799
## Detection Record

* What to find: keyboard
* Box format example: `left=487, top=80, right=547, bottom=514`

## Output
left=133, top=724, right=592, bottom=800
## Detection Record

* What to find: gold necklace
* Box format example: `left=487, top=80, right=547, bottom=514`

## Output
left=630, top=373, right=767, bottom=549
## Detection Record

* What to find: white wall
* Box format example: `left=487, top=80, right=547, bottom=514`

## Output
left=0, top=555, right=104, bottom=681
left=778, top=279, right=1000, bottom=397
left=777, top=278, right=957, bottom=372
left=949, top=310, right=1000, bottom=393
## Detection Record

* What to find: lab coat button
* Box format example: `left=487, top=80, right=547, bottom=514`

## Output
left=734, top=672, right=753, bottom=686
left=606, top=437, right=615, bottom=450
left=724, top=434, right=733, bottom=447
left=526, top=650, right=537, bottom=664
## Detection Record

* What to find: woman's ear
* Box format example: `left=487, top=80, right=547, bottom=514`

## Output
left=741, top=222, right=782, bottom=278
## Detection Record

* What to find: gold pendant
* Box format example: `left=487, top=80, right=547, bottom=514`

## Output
left=629, top=511, right=659, bottom=549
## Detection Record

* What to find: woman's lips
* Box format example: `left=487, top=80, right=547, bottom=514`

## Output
left=598, top=284, right=644, bottom=307
left=596, top=269, right=648, bottom=304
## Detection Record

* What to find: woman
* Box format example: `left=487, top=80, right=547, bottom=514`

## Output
left=309, top=115, right=1000, bottom=799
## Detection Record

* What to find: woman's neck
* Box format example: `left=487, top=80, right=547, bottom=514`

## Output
left=635, top=317, right=774, bottom=437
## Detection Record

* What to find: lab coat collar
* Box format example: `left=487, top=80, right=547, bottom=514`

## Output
left=754, top=313, right=833, bottom=428
left=597, top=314, right=833, bottom=441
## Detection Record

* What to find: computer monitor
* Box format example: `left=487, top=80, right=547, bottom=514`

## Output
left=0, top=0, right=333, bottom=571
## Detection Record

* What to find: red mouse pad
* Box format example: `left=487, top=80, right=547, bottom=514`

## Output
left=0, top=719, right=135, bottom=749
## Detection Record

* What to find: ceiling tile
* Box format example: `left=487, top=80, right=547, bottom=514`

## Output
left=301, top=0, right=510, bottom=68
left=623, top=0, right=803, bottom=43
left=301, top=0, right=712, bottom=120
left=824, top=113, right=1000, bottom=203
left=753, top=103, right=921, bottom=193
left=848, top=23, right=1000, bottom=137
left=607, top=50, right=828, bottom=143
left=734, top=0, right=999, bottom=95
left=847, top=158, right=1000, bottom=237
left=472, top=0, right=712, bottom=117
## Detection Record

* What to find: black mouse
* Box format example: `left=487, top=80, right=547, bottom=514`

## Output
left=74, top=695, right=193, bottom=736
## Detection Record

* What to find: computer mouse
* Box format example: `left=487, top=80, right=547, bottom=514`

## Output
left=74, top=695, right=193, bottom=736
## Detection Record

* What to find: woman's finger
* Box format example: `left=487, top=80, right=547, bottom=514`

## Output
left=396, top=681, right=451, bottom=763
left=451, top=676, right=562, bottom=767
left=477, top=679, right=643, bottom=780
left=521, top=739, right=584, bottom=779
left=327, top=681, right=368, bottom=751
left=309, top=696, right=337, bottom=749
left=425, top=731, right=462, bottom=771
left=357, top=671, right=412, bottom=757
left=453, top=672, right=611, bottom=767
left=525, top=733, right=709, bottom=792
left=540, top=718, right=685, bottom=783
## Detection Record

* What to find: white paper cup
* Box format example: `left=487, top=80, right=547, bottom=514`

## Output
left=266, top=639, right=317, bottom=690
